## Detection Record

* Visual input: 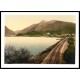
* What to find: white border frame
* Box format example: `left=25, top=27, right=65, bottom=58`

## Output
left=1, top=12, right=79, bottom=68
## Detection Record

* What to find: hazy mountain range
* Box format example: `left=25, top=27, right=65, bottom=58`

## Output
left=5, top=20, right=75, bottom=36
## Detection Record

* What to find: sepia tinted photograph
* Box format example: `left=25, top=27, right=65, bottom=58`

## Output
left=1, top=12, right=79, bottom=68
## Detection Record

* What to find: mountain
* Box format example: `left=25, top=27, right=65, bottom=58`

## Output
left=18, top=24, right=37, bottom=34
left=16, top=20, right=75, bottom=36
left=5, top=26, right=15, bottom=36
left=15, top=30, right=21, bottom=34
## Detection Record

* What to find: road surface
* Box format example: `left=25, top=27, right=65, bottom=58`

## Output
left=41, top=37, right=68, bottom=64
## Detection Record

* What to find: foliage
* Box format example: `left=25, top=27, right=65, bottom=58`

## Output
left=63, top=37, right=75, bottom=64
left=5, top=46, right=33, bottom=64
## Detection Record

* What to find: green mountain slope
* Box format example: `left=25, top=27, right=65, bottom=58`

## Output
left=16, top=20, right=75, bottom=36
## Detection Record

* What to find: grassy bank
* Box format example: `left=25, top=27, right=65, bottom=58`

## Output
left=63, top=37, right=75, bottom=64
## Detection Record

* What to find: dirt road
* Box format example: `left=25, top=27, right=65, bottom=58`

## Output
left=41, top=37, right=68, bottom=64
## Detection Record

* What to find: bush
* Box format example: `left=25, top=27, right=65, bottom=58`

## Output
left=63, top=47, right=75, bottom=64
left=5, top=46, right=33, bottom=64
left=63, top=37, right=75, bottom=64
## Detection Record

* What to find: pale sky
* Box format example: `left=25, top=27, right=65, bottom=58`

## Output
left=5, top=15, right=76, bottom=31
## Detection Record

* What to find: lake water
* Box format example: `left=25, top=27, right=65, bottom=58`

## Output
left=5, top=37, right=60, bottom=55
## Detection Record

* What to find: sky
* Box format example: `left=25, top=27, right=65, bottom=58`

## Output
left=5, top=15, right=76, bottom=31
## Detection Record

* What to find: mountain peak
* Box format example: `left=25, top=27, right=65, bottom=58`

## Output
left=40, top=20, right=47, bottom=23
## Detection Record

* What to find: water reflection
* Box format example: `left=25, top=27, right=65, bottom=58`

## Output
left=5, top=37, right=60, bottom=55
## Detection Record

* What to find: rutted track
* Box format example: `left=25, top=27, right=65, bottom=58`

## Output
left=41, top=37, right=68, bottom=64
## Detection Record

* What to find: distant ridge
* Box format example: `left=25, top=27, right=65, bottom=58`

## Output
left=5, top=26, right=15, bottom=36
left=18, top=20, right=75, bottom=34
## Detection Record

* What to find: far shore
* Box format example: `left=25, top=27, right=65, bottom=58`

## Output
left=5, top=36, right=61, bottom=38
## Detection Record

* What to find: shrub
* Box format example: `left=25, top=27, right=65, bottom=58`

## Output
left=63, top=37, right=75, bottom=64
left=63, top=47, right=75, bottom=64
left=5, top=46, right=33, bottom=64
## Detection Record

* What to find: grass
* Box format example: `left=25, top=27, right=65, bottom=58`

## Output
left=63, top=37, right=75, bottom=64
left=5, top=46, right=33, bottom=64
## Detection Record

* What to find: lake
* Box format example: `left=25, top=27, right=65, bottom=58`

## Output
left=5, top=37, right=60, bottom=55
